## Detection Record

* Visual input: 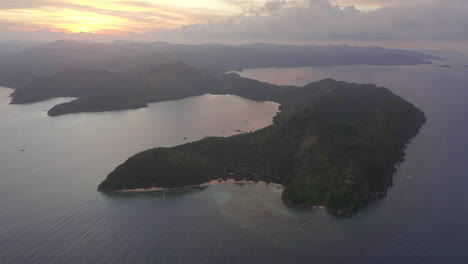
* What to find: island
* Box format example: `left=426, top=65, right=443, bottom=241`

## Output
left=96, top=74, right=426, bottom=216
left=9, top=61, right=426, bottom=215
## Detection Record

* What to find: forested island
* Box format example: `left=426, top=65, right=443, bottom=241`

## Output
left=8, top=60, right=426, bottom=215
left=96, top=73, right=426, bottom=216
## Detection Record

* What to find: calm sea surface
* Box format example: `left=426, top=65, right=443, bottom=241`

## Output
left=1, top=55, right=467, bottom=263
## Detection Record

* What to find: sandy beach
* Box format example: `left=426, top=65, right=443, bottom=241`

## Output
left=117, top=178, right=285, bottom=193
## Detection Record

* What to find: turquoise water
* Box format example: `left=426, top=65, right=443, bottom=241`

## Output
left=1, top=57, right=468, bottom=263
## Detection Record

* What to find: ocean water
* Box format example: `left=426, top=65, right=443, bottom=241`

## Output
left=1, top=55, right=467, bottom=263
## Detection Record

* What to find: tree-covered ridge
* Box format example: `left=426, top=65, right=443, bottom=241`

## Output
left=47, top=97, right=148, bottom=116
left=10, top=62, right=301, bottom=116
left=98, top=79, right=426, bottom=216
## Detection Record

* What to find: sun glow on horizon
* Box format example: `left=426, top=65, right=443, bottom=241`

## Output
left=0, top=0, right=234, bottom=35
left=58, top=12, right=128, bottom=33
left=0, top=0, right=408, bottom=36
left=330, top=0, right=385, bottom=11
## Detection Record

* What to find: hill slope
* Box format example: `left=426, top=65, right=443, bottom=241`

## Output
left=98, top=79, right=426, bottom=216
left=10, top=63, right=215, bottom=116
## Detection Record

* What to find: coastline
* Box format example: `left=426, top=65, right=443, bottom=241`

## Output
left=117, top=178, right=285, bottom=193
left=117, top=179, right=326, bottom=209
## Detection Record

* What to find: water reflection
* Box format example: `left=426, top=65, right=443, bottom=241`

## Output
left=1, top=52, right=468, bottom=263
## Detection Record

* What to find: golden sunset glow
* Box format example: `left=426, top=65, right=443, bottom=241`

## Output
left=0, top=0, right=244, bottom=34
left=53, top=11, right=128, bottom=33
left=0, top=0, right=441, bottom=39
left=330, top=0, right=385, bottom=11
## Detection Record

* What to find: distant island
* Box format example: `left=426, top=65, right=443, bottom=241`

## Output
left=436, top=65, right=452, bottom=68
left=89, top=65, right=426, bottom=216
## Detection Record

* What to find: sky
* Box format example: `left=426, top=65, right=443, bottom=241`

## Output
left=0, top=0, right=467, bottom=51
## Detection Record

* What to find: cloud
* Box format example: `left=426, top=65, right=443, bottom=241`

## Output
left=0, top=0, right=229, bottom=34
left=0, top=0, right=57, bottom=9
left=151, top=0, right=468, bottom=43
left=0, top=0, right=466, bottom=50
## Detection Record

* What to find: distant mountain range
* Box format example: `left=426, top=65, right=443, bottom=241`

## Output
left=0, top=41, right=439, bottom=88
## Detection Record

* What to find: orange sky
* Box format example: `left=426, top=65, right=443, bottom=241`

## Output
left=0, top=0, right=386, bottom=35
left=0, top=0, right=241, bottom=34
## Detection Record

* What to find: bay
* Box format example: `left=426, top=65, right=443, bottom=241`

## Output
left=1, top=53, right=467, bottom=263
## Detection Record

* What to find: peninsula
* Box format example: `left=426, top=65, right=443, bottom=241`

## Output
left=10, top=63, right=216, bottom=116
left=95, top=71, right=426, bottom=216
